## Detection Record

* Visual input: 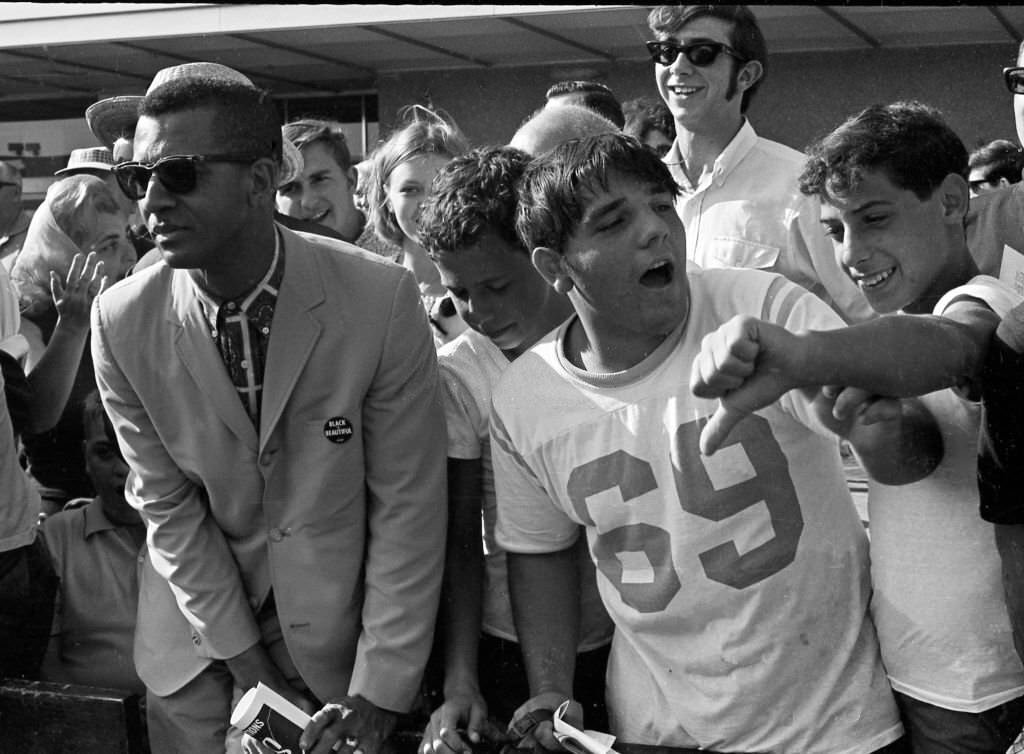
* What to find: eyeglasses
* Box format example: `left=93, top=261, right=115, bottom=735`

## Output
left=1005, top=67, right=1024, bottom=94
left=113, top=153, right=262, bottom=200
left=969, top=177, right=993, bottom=193
left=645, top=39, right=747, bottom=67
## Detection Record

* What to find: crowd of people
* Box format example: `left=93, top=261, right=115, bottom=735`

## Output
left=2, top=4, right=1024, bottom=754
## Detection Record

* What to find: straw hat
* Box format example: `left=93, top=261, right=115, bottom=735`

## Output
left=85, top=62, right=255, bottom=149
left=54, top=146, right=115, bottom=176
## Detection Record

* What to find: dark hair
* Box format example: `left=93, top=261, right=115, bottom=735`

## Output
left=647, top=5, right=767, bottom=113
left=968, top=138, right=1024, bottom=186
left=545, top=80, right=625, bottom=129
left=140, top=79, right=282, bottom=164
left=283, top=118, right=353, bottom=172
left=365, top=105, right=470, bottom=246
left=82, top=389, right=114, bottom=441
left=515, top=132, right=680, bottom=253
left=622, top=97, right=676, bottom=144
left=799, top=101, right=968, bottom=202
left=418, top=146, right=530, bottom=261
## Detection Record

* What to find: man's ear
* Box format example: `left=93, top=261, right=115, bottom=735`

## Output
left=249, top=157, right=278, bottom=207
left=345, top=166, right=359, bottom=193
left=735, top=59, right=763, bottom=94
left=938, top=172, right=970, bottom=224
left=532, top=246, right=570, bottom=292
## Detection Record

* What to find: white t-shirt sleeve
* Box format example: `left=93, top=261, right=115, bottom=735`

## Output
left=439, top=362, right=484, bottom=460
left=491, top=403, right=579, bottom=554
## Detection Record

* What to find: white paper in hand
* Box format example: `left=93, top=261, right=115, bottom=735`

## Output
left=552, top=699, right=618, bottom=754
left=230, top=682, right=311, bottom=753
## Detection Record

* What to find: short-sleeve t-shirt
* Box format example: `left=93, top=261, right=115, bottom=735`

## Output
left=491, top=267, right=901, bottom=754
left=868, top=275, right=1024, bottom=712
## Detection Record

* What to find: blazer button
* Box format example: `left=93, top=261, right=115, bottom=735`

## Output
left=269, top=527, right=285, bottom=542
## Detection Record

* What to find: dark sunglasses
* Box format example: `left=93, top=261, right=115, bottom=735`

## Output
left=645, top=39, right=747, bottom=67
left=1004, top=66, right=1024, bottom=95
left=113, top=153, right=262, bottom=200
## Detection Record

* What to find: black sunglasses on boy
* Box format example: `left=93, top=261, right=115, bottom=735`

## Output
left=1004, top=66, right=1024, bottom=95
left=645, top=39, right=748, bottom=68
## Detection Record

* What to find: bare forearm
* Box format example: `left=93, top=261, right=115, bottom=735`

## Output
left=507, top=548, right=579, bottom=697
left=24, top=320, right=88, bottom=434
left=442, top=460, right=485, bottom=695
left=795, top=315, right=984, bottom=396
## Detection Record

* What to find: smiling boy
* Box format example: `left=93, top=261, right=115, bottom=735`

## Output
left=692, top=102, right=1024, bottom=753
left=490, top=132, right=902, bottom=753
left=277, top=119, right=363, bottom=241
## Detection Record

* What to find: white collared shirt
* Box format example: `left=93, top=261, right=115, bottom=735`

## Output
left=665, top=120, right=873, bottom=324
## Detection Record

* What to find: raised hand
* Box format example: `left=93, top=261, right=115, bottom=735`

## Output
left=51, top=252, right=107, bottom=334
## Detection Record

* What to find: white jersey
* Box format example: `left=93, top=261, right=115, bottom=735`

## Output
left=492, top=267, right=901, bottom=754
left=869, top=275, right=1024, bottom=712
left=438, top=328, right=612, bottom=648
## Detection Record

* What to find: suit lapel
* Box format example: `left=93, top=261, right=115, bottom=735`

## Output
left=260, top=228, right=325, bottom=450
left=169, top=270, right=258, bottom=450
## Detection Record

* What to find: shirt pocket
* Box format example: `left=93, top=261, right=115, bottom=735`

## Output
left=708, top=237, right=780, bottom=271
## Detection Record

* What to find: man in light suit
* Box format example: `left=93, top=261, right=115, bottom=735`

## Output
left=92, top=73, right=446, bottom=754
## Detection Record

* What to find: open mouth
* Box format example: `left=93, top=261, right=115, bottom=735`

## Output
left=668, top=85, right=700, bottom=96
left=640, top=260, right=674, bottom=288
left=309, top=208, right=330, bottom=224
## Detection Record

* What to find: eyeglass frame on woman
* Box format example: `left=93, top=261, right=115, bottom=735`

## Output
left=113, top=153, right=264, bottom=201
left=645, top=39, right=748, bottom=68
left=1003, top=66, right=1024, bottom=95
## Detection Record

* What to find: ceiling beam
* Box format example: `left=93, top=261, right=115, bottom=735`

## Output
left=986, top=6, right=1022, bottom=44
left=226, top=33, right=377, bottom=78
left=111, top=41, right=348, bottom=95
left=817, top=6, right=882, bottom=49
left=360, top=24, right=493, bottom=68
left=0, top=70, right=95, bottom=96
left=0, top=47, right=151, bottom=85
left=498, top=17, right=616, bottom=62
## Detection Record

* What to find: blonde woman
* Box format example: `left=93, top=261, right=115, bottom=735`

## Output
left=12, top=175, right=133, bottom=511
left=366, top=106, right=470, bottom=346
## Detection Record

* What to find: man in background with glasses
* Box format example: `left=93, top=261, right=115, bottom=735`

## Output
left=92, top=69, right=446, bottom=754
left=648, top=4, right=872, bottom=324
